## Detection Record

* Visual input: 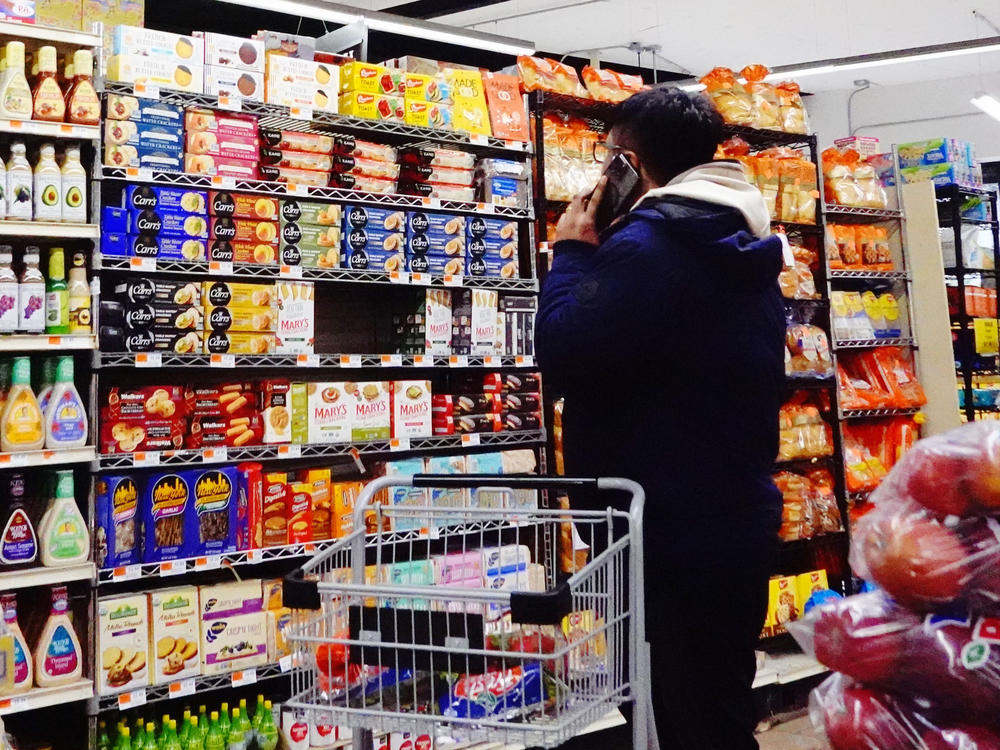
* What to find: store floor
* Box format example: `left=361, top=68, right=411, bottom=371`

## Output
left=756, top=715, right=831, bottom=749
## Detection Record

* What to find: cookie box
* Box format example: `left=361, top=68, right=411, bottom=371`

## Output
left=200, top=579, right=263, bottom=620
left=259, top=129, right=336, bottom=155
left=195, top=32, right=265, bottom=73
left=397, top=146, right=476, bottom=170
left=431, top=414, right=501, bottom=435
left=255, top=165, right=328, bottom=187
left=187, top=414, right=263, bottom=449
left=275, top=281, right=314, bottom=354
left=204, top=67, right=264, bottom=102
left=202, top=281, right=275, bottom=309
left=480, top=372, right=541, bottom=395
left=115, top=278, right=202, bottom=306
left=106, top=95, right=184, bottom=127
left=126, top=185, right=207, bottom=215
left=184, top=382, right=255, bottom=417
left=210, top=191, right=279, bottom=220
left=127, top=234, right=206, bottom=261
left=335, top=139, right=396, bottom=162
left=341, top=248, right=405, bottom=273
left=105, top=385, right=187, bottom=421
left=333, top=155, right=400, bottom=180
left=396, top=180, right=475, bottom=202
left=203, top=331, right=276, bottom=355
left=262, top=471, right=288, bottom=547
left=350, top=382, right=390, bottom=441
left=287, top=482, right=312, bottom=544
left=431, top=393, right=500, bottom=417
left=342, top=174, right=395, bottom=193
left=258, top=379, right=291, bottom=444
left=95, top=474, right=142, bottom=569
left=129, top=209, right=209, bottom=239
left=107, top=55, right=204, bottom=95
left=104, top=120, right=184, bottom=151
left=299, top=469, right=331, bottom=541
left=279, top=199, right=340, bottom=227
left=102, top=417, right=187, bottom=455
left=186, top=131, right=259, bottom=161
left=142, top=471, right=195, bottom=562
left=237, top=462, right=263, bottom=550
left=149, top=586, right=200, bottom=684
left=98, top=594, right=151, bottom=694
left=210, top=217, right=279, bottom=245
left=267, top=608, right=293, bottom=661
left=185, top=109, right=259, bottom=138
left=189, top=466, right=239, bottom=556
left=502, top=411, right=543, bottom=431
left=307, top=383, right=352, bottom=444
left=104, top=144, right=183, bottom=172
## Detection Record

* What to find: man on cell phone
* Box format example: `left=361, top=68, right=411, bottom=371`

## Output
left=536, top=86, right=785, bottom=750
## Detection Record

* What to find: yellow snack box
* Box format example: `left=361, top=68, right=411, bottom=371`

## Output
left=262, top=578, right=284, bottom=611
left=761, top=575, right=798, bottom=637
left=795, top=570, right=829, bottom=616
left=338, top=91, right=404, bottom=122
left=203, top=331, right=276, bottom=355
left=339, top=61, right=391, bottom=94
left=404, top=100, right=453, bottom=130
left=202, top=305, right=276, bottom=333
left=267, top=608, right=293, bottom=661
left=149, top=586, right=200, bottom=684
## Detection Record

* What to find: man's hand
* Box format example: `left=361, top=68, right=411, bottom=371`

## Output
left=555, top=176, right=606, bottom=246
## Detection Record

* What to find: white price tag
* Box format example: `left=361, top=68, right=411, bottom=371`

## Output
left=470, top=133, right=489, bottom=145
left=443, top=274, right=463, bottom=287
left=388, top=271, right=410, bottom=284
left=461, top=433, right=481, bottom=447
left=0, top=696, right=28, bottom=712
left=217, top=93, right=243, bottom=112
left=159, top=560, right=185, bottom=576
left=279, top=655, right=294, bottom=672
left=290, top=106, right=313, bottom=122
left=286, top=182, right=310, bottom=196
left=339, top=354, right=362, bottom=368
left=278, top=444, right=301, bottom=459
left=231, top=668, right=257, bottom=687
left=280, top=265, right=303, bottom=279
left=504, top=140, right=525, bottom=151
left=112, top=564, right=141, bottom=581
left=476, top=202, right=496, bottom=215
left=134, top=352, right=162, bottom=368
left=193, top=555, right=222, bottom=571
left=211, top=175, right=236, bottom=190
left=483, top=356, right=500, bottom=367
left=125, top=167, right=154, bottom=182
left=0, top=453, right=28, bottom=468
left=133, top=82, right=160, bottom=99
left=421, top=196, right=442, bottom=210
left=129, top=256, right=156, bottom=272
left=380, top=354, right=402, bottom=367
left=410, top=272, right=429, bottom=285
left=449, top=355, right=469, bottom=368
left=515, top=355, right=535, bottom=367
left=119, top=688, right=147, bottom=709
left=412, top=354, right=428, bottom=367
left=296, top=354, right=320, bottom=367
left=168, top=678, right=196, bottom=698
left=247, top=549, right=264, bottom=563
left=202, top=447, right=228, bottom=463
left=429, top=526, right=441, bottom=540
left=389, top=438, right=410, bottom=452
left=210, top=353, right=236, bottom=368
left=132, top=451, right=160, bottom=467
left=209, top=260, right=233, bottom=276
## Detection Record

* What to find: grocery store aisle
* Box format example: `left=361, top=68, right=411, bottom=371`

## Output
left=757, top=715, right=831, bottom=749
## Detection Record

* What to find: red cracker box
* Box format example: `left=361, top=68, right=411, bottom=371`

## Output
left=186, top=413, right=263, bottom=449
left=185, top=109, right=260, bottom=138
left=210, top=216, right=280, bottom=245
left=209, top=191, right=279, bottom=220
left=184, top=382, right=256, bottom=417
left=287, top=482, right=313, bottom=544
left=106, top=385, right=187, bottom=421
left=101, top=417, right=187, bottom=454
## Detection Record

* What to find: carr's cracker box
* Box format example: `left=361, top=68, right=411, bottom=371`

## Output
left=350, top=382, right=390, bottom=441
left=761, top=575, right=798, bottom=637
left=382, top=457, right=428, bottom=531
left=202, top=280, right=275, bottom=309
left=279, top=198, right=340, bottom=227
left=308, top=382, right=352, bottom=444
left=149, top=586, right=200, bottom=684
left=143, top=471, right=194, bottom=563
left=795, top=570, right=829, bottom=616
left=95, top=474, right=141, bottom=569
left=127, top=185, right=207, bottom=215
left=98, top=593, right=151, bottom=694
left=189, top=466, right=239, bottom=557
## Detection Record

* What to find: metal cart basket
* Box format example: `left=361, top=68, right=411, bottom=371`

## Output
left=282, top=474, right=650, bottom=749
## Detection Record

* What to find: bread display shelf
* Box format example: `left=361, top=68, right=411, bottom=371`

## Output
left=841, top=407, right=922, bottom=419
left=824, top=204, right=904, bottom=220
left=834, top=337, right=915, bottom=350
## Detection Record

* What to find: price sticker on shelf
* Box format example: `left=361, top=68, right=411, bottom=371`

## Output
left=476, top=202, right=496, bottom=215
left=210, top=353, right=236, bottom=368
left=247, top=549, right=264, bottom=563
left=412, top=354, right=428, bottom=367
left=289, top=106, right=313, bottom=122
left=231, top=668, right=257, bottom=687
left=129, top=256, right=156, bottom=272
left=4, top=119, right=21, bottom=130
left=134, top=352, right=162, bottom=368
left=279, top=655, right=294, bottom=673
left=297, top=354, right=320, bottom=368
left=118, top=688, right=147, bottom=709
left=194, top=555, right=222, bottom=571
left=470, top=133, right=489, bottom=146
left=0, top=696, right=27, bottom=712
left=278, top=444, right=301, bottom=459
left=210, top=175, right=237, bottom=190
left=443, top=274, right=463, bottom=287
left=421, top=196, right=442, bottom=210
left=125, top=167, right=154, bottom=182
left=504, top=140, right=525, bottom=151
left=132, top=452, right=160, bottom=468
left=388, top=271, right=410, bottom=284
left=449, top=355, right=469, bottom=368
left=112, top=564, right=141, bottom=581
left=483, top=355, right=499, bottom=367
left=202, top=447, right=228, bottom=463
left=133, top=82, right=160, bottom=99
left=168, top=678, right=196, bottom=698
left=159, top=560, right=185, bottom=576
left=46, top=336, right=62, bottom=346
left=209, top=260, right=234, bottom=276
left=975, top=318, right=1000, bottom=355
left=216, top=93, right=242, bottom=112
left=279, top=265, right=303, bottom=279
left=390, top=437, right=410, bottom=452
left=0, top=453, right=29, bottom=468
left=286, top=182, right=310, bottom=196
left=410, top=272, right=428, bottom=285
left=380, top=354, right=402, bottom=367
left=461, top=433, right=481, bottom=447
left=340, top=354, right=362, bottom=368
left=515, top=355, right=535, bottom=367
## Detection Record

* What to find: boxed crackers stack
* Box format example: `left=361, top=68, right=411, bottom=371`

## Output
left=107, top=26, right=205, bottom=94
left=341, top=205, right=406, bottom=272
left=264, top=55, right=339, bottom=114
left=101, top=185, right=209, bottom=263
left=331, top=138, right=399, bottom=194
left=338, top=61, right=405, bottom=124
left=397, top=146, right=476, bottom=203
left=452, top=289, right=499, bottom=355
left=104, top=277, right=204, bottom=356
left=202, top=280, right=279, bottom=355
left=104, top=95, right=185, bottom=173
left=194, top=31, right=266, bottom=103
left=433, top=372, right=543, bottom=435
left=466, top=216, right=519, bottom=279
left=207, top=191, right=280, bottom=265
left=391, top=289, right=453, bottom=356
left=259, top=129, right=337, bottom=188
left=185, top=381, right=263, bottom=450
left=404, top=210, right=466, bottom=276
left=499, top=295, right=537, bottom=357
left=184, top=108, right=260, bottom=181
left=278, top=196, right=342, bottom=268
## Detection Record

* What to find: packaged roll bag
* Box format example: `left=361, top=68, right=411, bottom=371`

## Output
left=775, top=81, right=808, bottom=134
left=831, top=224, right=862, bottom=267
left=754, top=155, right=780, bottom=220
left=741, top=64, right=781, bottom=130
left=517, top=56, right=556, bottom=92
left=778, top=158, right=818, bottom=224
left=581, top=66, right=641, bottom=103
left=822, top=148, right=863, bottom=207
left=786, top=323, right=834, bottom=378
left=825, top=225, right=845, bottom=269
left=548, top=59, right=588, bottom=97
left=855, top=159, right=889, bottom=209
left=699, top=67, right=753, bottom=126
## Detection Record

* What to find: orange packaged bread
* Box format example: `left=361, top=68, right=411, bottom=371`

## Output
left=822, top=147, right=863, bottom=207
left=741, top=64, right=781, bottom=130
left=831, top=224, right=861, bottom=267
left=778, top=158, right=818, bottom=224
left=518, top=56, right=588, bottom=97
left=699, top=67, right=753, bottom=126
left=871, top=347, right=927, bottom=408
left=581, top=65, right=644, bottom=103
left=483, top=72, right=530, bottom=142
left=776, top=81, right=808, bottom=134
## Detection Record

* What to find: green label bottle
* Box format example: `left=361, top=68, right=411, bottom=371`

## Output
left=258, top=701, right=278, bottom=750
left=217, top=703, right=230, bottom=739
left=204, top=712, right=224, bottom=750
left=162, top=720, right=181, bottom=750
left=184, top=717, right=202, bottom=750
left=44, top=247, right=68, bottom=334
left=226, top=709, right=245, bottom=750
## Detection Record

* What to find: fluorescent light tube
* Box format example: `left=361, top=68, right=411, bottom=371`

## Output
left=220, top=0, right=361, bottom=25
left=972, top=92, right=1000, bottom=121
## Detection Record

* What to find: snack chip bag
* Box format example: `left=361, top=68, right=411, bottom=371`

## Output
left=699, top=67, right=753, bottom=126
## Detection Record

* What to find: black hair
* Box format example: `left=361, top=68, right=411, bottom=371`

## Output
left=610, top=86, right=724, bottom=184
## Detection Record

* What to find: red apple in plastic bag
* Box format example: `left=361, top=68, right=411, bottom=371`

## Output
left=815, top=677, right=916, bottom=750
left=922, top=726, right=1000, bottom=750
left=811, top=594, right=908, bottom=683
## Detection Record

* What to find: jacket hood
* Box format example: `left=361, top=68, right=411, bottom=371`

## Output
left=634, top=161, right=772, bottom=238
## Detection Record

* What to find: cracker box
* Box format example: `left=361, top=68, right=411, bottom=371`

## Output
left=262, top=472, right=288, bottom=547
left=210, top=191, right=278, bottom=220
left=107, top=55, right=205, bottom=94
left=333, top=481, right=361, bottom=538
left=98, top=594, right=151, bottom=694
left=424, top=289, right=452, bottom=355
left=203, top=305, right=275, bottom=333
left=276, top=281, right=314, bottom=354
left=190, top=466, right=239, bottom=557
left=105, top=120, right=184, bottom=152
left=200, top=579, right=263, bottom=619
left=112, top=26, right=205, bottom=62
left=200, top=610, right=268, bottom=675
left=291, top=382, right=308, bottom=444
left=114, top=278, right=202, bottom=306
left=391, top=380, right=432, bottom=439
left=195, top=32, right=265, bottom=73
left=95, top=474, right=142, bottom=569
left=126, top=185, right=207, bottom=216
left=464, top=452, right=505, bottom=509
left=424, top=455, right=468, bottom=526
left=308, top=383, right=352, bottom=444
left=129, top=209, right=208, bottom=239
left=105, top=144, right=183, bottom=172
left=106, top=95, right=184, bottom=127
left=338, top=92, right=403, bottom=122
left=762, top=575, right=798, bottom=637
left=149, top=586, right=200, bottom=684
left=300, top=468, right=332, bottom=541
left=387, top=559, right=434, bottom=609
left=143, top=471, right=194, bottom=563
left=350, top=382, right=390, bottom=441
left=795, top=570, right=829, bottom=616
left=342, top=247, right=405, bottom=273
left=267, top=607, right=293, bottom=661
left=127, top=234, right=206, bottom=262
left=343, top=205, right=405, bottom=232
left=280, top=199, right=340, bottom=227
left=258, top=379, right=291, bottom=444
left=262, top=578, right=284, bottom=610
left=202, top=281, right=275, bottom=309
left=382, top=457, right=428, bottom=531
left=287, top=482, right=313, bottom=544
left=204, top=331, right=276, bottom=355
left=237, top=461, right=262, bottom=550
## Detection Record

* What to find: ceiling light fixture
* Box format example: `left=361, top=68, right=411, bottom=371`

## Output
left=972, top=91, right=1000, bottom=122
left=215, top=0, right=535, bottom=56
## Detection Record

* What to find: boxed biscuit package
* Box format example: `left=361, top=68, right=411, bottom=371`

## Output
left=115, top=278, right=202, bottom=306
left=267, top=608, right=293, bottom=661
left=259, top=379, right=291, bottom=444
left=202, top=281, right=275, bottom=309
left=333, top=481, right=361, bottom=538
left=350, top=382, right=390, bottom=441
left=203, top=331, right=276, bottom=355
left=262, top=472, right=288, bottom=547
left=98, top=594, right=151, bottom=695
left=199, top=580, right=267, bottom=675
left=236, top=462, right=263, bottom=550
left=382, top=457, right=429, bottom=531
left=300, top=468, right=332, bottom=541
left=210, top=191, right=279, bottom=220
left=190, top=467, right=239, bottom=557
left=127, top=234, right=206, bottom=261
left=195, top=32, right=265, bottom=72
left=391, top=380, right=432, bottom=439
left=149, top=586, right=200, bottom=684
left=308, top=383, right=352, bottom=444
left=425, top=290, right=452, bottom=355
left=143, top=472, right=194, bottom=563
left=276, top=281, right=314, bottom=354
left=287, top=482, right=313, bottom=544
left=108, top=56, right=205, bottom=94
left=203, top=305, right=275, bottom=334
left=95, top=474, right=142, bottom=570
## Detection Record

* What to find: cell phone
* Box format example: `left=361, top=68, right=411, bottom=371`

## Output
left=592, top=152, right=640, bottom=231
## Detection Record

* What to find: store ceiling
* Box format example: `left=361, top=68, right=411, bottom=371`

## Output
left=422, top=0, right=1000, bottom=91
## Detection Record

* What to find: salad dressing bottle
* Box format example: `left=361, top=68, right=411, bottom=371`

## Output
left=1, top=356, right=43, bottom=452
left=61, top=145, right=86, bottom=223
left=44, top=356, right=86, bottom=449
left=38, top=470, right=88, bottom=566
left=36, top=356, right=57, bottom=415
left=66, top=50, right=98, bottom=126
left=0, top=42, right=32, bottom=120
left=18, top=250, right=44, bottom=332
left=0, top=473, right=36, bottom=568
left=34, top=584, right=82, bottom=686
left=6, top=141, right=32, bottom=221
left=45, top=247, right=69, bottom=334
left=31, top=46, right=64, bottom=123
left=0, top=593, right=32, bottom=693
left=0, top=249, right=17, bottom=333
left=34, top=143, right=61, bottom=222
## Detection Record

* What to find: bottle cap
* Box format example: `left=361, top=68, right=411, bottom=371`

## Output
left=37, top=46, right=56, bottom=72
left=72, top=49, right=92, bottom=74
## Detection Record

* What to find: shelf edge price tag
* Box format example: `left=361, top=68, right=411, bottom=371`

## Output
left=504, top=139, right=524, bottom=151
left=410, top=272, right=428, bottom=285
left=279, top=655, right=293, bottom=672
left=159, top=560, right=185, bottom=576
left=129, top=256, right=156, bottom=272
left=211, top=175, right=236, bottom=190
left=483, top=355, right=499, bottom=367
left=209, top=260, right=233, bottom=276
left=443, top=274, right=462, bottom=287
left=119, top=688, right=147, bottom=709
left=0, top=696, right=27, bottom=712
left=280, top=264, right=303, bottom=279
left=515, top=355, right=534, bottom=367
left=286, top=182, right=310, bottom=196
left=380, top=354, right=401, bottom=367
left=202, top=447, right=228, bottom=463
left=340, top=354, right=362, bottom=368
left=388, top=271, right=409, bottom=284
left=389, top=437, right=410, bottom=452
left=194, top=555, right=222, bottom=571
left=476, top=202, right=496, bottom=215
left=133, top=82, right=160, bottom=99
left=449, top=355, right=468, bottom=368
left=217, top=93, right=242, bottom=112
left=297, top=354, right=320, bottom=367
left=132, top=451, right=160, bottom=468
left=420, top=196, right=442, bottom=209
left=278, top=444, right=301, bottom=459
left=169, top=678, right=196, bottom=698
left=975, top=318, right=999, bottom=355
left=470, top=133, right=489, bottom=146
left=461, top=433, right=481, bottom=447
left=289, top=106, right=313, bottom=122
left=247, top=549, right=263, bottom=563
left=210, top=353, right=236, bottom=368
left=231, top=668, right=257, bottom=687
left=412, top=354, right=428, bottom=367
left=112, top=564, right=141, bottom=581
left=134, top=352, right=162, bottom=368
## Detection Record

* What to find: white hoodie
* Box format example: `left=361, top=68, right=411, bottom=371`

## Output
left=632, top=161, right=772, bottom=239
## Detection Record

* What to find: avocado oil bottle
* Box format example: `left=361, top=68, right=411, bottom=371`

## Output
left=34, top=143, right=61, bottom=222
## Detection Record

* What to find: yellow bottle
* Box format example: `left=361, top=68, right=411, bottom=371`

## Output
left=0, top=357, right=43, bottom=452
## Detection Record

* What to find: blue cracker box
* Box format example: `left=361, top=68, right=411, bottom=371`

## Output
left=102, top=231, right=128, bottom=257
left=467, top=234, right=518, bottom=259
left=342, top=225, right=405, bottom=254
left=128, top=234, right=207, bottom=261
left=103, top=207, right=128, bottom=234
left=900, top=163, right=976, bottom=189
left=896, top=138, right=971, bottom=169
left=188, top=466, right=239, bottom=557
left=95, top=474, right=143, bottom=569
left=105, top=120, right=184, bottom=152
left=128, top=208, right=209, bottom=239
left=466, top=255, right=517, bottom=278
left=387, top=559, right=434, bottom=609
left=405, top=254, right=464, bottom=275
left=405, top=232, right=465, bottom=257
left=342, top=204, right=406, bottom=232
left=107, top=94, right=184, bottom=129
left=143, top=470, right=197, bottom=563
left=466, top=215, right=517, bottom=242
left=126, top=185, right=208, bottom=215
left=104, top=143, right=183, bottom=172
left=383, top=457, right=429, bottom=531
left=341, top=247, right=405, bottom=272
left=405, top=211, right=466, bottom=238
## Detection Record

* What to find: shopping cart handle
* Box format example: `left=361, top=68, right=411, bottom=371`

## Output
left=510, top=580, right=573, bottom=625
left=410, top=473, right=600, bottom=489
left=283, top=568, right=321, bottom=610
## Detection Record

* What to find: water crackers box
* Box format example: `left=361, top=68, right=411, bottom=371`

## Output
left=424, top=455, right=468, bottom=527
left=95, top=474, right=142, bottom=569
left=382, top=458, right=428, bottom=531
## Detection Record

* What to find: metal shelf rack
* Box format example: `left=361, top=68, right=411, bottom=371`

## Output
left=99, top=352, right=536, bottom=369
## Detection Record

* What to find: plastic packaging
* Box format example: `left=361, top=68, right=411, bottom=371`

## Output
left=32, top=46, right=64, bottom=123
left=66, top=50, right=100, bottom=125
left=45, top=247, right=68, bottom=335
left=0, top=594, right=32, bottom=694
left=33, top=143, right=61, bottom=222
left=0, top=42, right=31, bottom=120
left=6, top=142, right=32, bottom=221
left=786, top=323, right=834, bottom=378
left=34, top=585, right=82, bottom=686
left=44, top=357, right=87, bottom=449
left=741, top=64, right=780, bottom=130
left=0, top=473, right=35, bottom=568
left=699, top=67, right=753, bottom=126
left=39, top=470, right=88, bottom=566
left=1, top=357, right=43, bottom=452
left=0, top=250, right=16, bottom=334
left=61, top=145, right=87, bottom=223
left=17, top=250, right=44, bottom=333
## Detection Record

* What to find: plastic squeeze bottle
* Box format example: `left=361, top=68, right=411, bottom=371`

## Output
left=31, top=46, right=64, bottom=123
left=163, top=720, right=181, bottom=750
left=45, top=247, right=69, bottom=334
left=184, top=717, right=201, bottom=750
left=33, top=143, right=61, bottom=222
left=225, top=709, right=245, bottom=750
left=39, top=470, right=88, bottom=566
left=257, top=702, right=278, bottom=750
left=44, top=357, right=86, bottom=449
left=6, top=141, right=32, bottom=221
left=35, top=356, right=56, bottom=415
left=204, top=712, right=224, bottom=750
left=143, top=723, right=157, bottom=750
left=0, top=472, right=36, bottom=567
left=17, top=249, right=44, bottom=332
left=1, top=356, right=43, bottom=452
left=67, top=251, right=90, bottom=333
left=0, top=42, right=32, bottom=120
left=66, top=50, right=99, bottom=125
left=33, top=585, right=82, bottom=686
left=60, top=145, right=85, bottom=223
left=217, top=704, right=230, bottom=739
left=0, top=593, right=32, bottom=694
left=0, top=248, right=17, bottom=333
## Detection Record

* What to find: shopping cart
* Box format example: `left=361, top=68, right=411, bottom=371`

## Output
left=282, top=474, right=651, bottom=750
